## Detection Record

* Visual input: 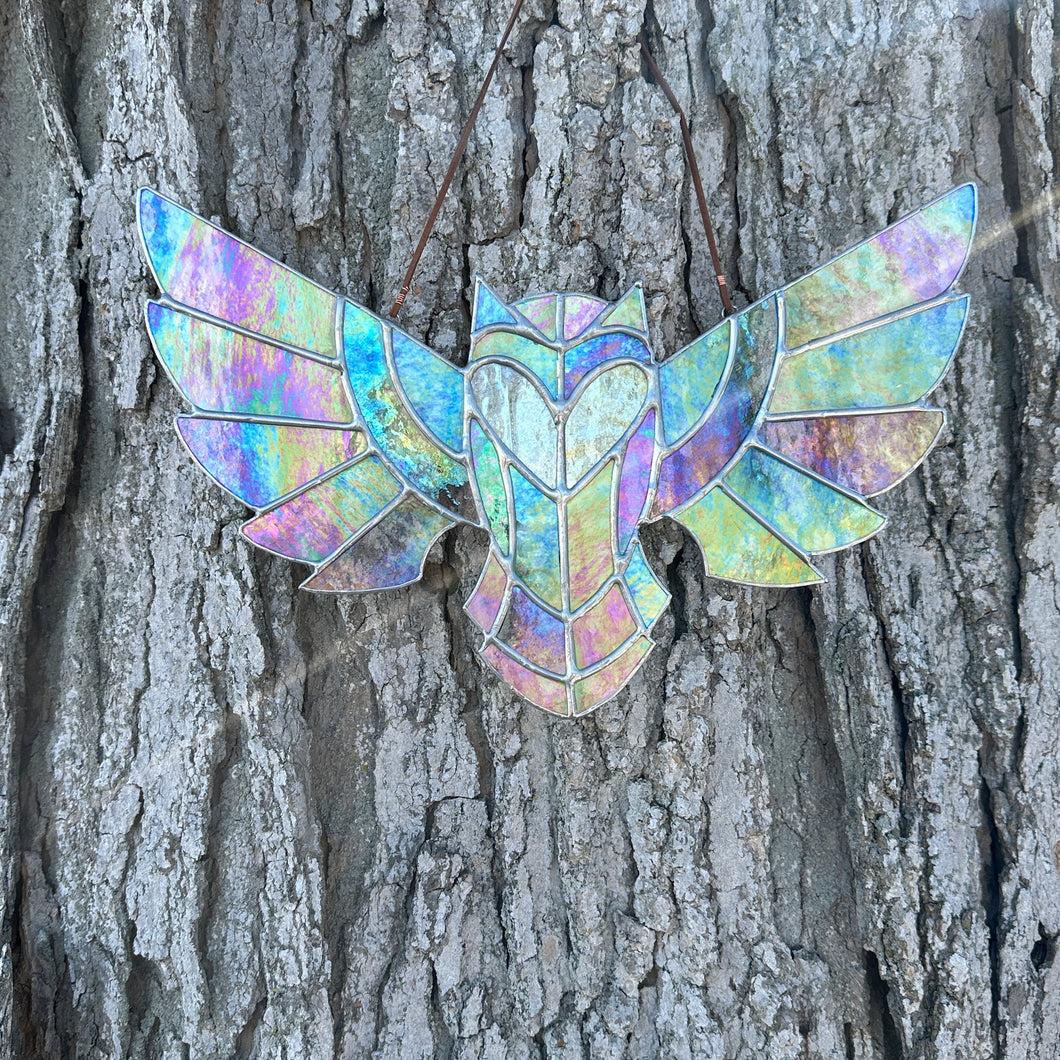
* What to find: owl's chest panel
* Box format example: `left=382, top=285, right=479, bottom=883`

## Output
left=468, top=358, right=650, bottom=490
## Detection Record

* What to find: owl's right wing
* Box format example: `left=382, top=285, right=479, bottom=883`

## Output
left=138, top=188, right=477, bottom=592
left=648, top=183, right=977, bottom=585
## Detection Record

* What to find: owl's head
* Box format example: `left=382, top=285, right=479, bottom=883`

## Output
left=467, top=277, right=653, bottom=401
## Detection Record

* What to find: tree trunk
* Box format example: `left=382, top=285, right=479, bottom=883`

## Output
left=2, top=0, right=1057, bottom=1056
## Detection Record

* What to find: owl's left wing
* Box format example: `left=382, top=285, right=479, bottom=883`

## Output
left=138, top=188, right=476, bottom=592
left=648, top=183, right=977, bottom=585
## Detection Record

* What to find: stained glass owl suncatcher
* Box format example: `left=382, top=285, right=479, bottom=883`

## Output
left=137, top=183, right=977, bottom=716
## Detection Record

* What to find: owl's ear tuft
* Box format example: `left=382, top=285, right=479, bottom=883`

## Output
left=471, top=276, right=517, bottom=333
left=599, top=282, right=647, bottom=334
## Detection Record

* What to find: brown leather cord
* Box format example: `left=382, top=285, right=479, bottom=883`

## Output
left=638, top=31, right=733, bottom=315
left=390, top=0, right=528, bottom=317
left=390, top=3, right=733, bottom=318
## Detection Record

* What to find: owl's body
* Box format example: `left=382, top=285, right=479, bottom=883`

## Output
left=462, top=289, right=668, bottom=715
left=139, top=184, right=977, bottom=715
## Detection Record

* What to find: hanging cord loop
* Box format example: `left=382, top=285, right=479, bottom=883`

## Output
left=389, top=2, right=733, bottom=319
left=638, top=32, right=733, bottom=315
left=390, top=0, right=528, bottom=317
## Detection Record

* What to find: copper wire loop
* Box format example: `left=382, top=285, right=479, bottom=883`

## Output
left=391, top=5, right=733, bottom=319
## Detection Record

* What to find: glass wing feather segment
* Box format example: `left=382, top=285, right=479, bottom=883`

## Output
left=138, top=188, right=476, bottom=591
left=342, top=302, right=477, bottom=521
left=649, top=184, right=977, bottom=587
left=139, top=188, right=338, bottom=358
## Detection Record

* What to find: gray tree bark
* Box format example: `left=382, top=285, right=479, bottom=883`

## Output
left=1, top=0, right=1057, bottom=1056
